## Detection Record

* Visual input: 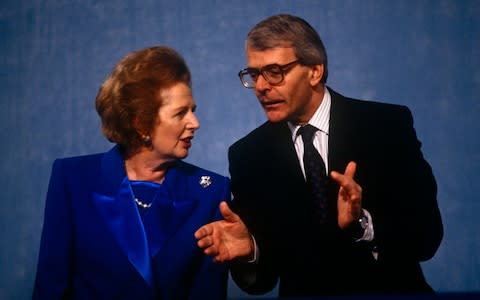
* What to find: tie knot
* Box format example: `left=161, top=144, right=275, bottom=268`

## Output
left=297, top=124, right=318, bottom=144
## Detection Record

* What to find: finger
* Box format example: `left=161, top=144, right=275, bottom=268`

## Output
left=213, top=255, right=227, bottom=264
left=219, top=201, right=240, bottom=223
left=330, top=174, right=361, bottom=201
left=203, top=245, right=218, bottom=256
left=330, top=161, right=357, bottom=186
left=337, top=177, right=360, bottom=195
left=330, top=171, right=348, bottom=186
left=196, top=236, right=211, bottom=249
left=194, top=225, right=212, bottom=239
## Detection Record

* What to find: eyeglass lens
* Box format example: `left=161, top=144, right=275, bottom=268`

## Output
left=239, top=60, right=298, bottom=88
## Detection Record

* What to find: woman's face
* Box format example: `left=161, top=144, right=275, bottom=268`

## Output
left=150, top=82, right=200, bottom=162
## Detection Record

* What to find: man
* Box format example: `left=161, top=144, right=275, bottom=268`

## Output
left=195, top=14, right=443, bottom=297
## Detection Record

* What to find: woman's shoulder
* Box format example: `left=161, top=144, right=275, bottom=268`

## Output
left=52, top=152, right=105, bottom=169
left=52, top=146, right=120, bottom=168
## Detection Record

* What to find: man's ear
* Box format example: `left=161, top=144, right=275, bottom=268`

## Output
left=309, top=64, right=324, bottom=86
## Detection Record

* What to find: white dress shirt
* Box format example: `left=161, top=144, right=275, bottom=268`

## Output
left=288, top=89, right=374, bottom=242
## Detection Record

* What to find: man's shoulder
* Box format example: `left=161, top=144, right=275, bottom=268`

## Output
left=330, top=87, right=410, bottom=116
left=229, top=121, right=286, bottom=152
left=329, top=88, right=415, bottom=138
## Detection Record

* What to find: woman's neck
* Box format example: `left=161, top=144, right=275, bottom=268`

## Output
left=124, top=150, right=173, bottom=184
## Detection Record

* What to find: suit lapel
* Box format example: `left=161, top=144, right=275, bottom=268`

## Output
left=328, top=88, right=358, bottom=174
left=269, top=122, right=305, bottom=183
left=145, top=163, right=198, bottom=258
left=91, top=146, right=154, bottom=287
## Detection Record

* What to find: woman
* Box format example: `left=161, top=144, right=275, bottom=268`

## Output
left=33, top=46, right=230, bottom=299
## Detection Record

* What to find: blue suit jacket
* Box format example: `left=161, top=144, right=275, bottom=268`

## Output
left=33, top=146, right=231, bottom=300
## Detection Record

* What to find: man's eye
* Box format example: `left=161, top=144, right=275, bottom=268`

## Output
left=265, top=70, right=282, bottom=79
left=249, top=72, right=259, bottom=80
left=265, top=66, right=282, bottom=75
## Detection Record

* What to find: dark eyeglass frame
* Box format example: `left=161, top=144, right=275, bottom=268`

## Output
left=238, top=60, right=300, bottom=89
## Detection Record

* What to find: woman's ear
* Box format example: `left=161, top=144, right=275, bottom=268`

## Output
left=133, top=117, right=150, bottom=144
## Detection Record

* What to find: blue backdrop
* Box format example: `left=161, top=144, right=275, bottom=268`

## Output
left=1, top=1, right=479, bottom=299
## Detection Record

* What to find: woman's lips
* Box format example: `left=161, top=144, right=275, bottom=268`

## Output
left=181, top=136, right=193, bottom=148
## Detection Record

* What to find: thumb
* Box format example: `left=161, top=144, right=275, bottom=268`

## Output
left=344, top=161, right=357, bottom=178
left=219, top=201, right=239, bottom=223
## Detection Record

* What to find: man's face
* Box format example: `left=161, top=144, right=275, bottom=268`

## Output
left=246, top=47, right=323, bottom=124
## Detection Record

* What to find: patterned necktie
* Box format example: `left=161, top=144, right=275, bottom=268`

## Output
left=298, top=124, right=329, bottom=224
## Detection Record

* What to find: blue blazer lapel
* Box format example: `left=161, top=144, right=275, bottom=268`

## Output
left=146, top=163, right=198, bottom=258
left=92, top=146, right=154, bottom=287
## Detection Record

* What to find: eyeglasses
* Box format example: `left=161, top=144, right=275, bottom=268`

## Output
left=238, top=60, right=300, bottom=89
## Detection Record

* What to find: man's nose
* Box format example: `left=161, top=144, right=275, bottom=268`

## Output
left=255, top=73, right=271, bottom=93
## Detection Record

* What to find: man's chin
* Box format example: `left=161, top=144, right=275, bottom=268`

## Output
left=265, top=111, right=288, bottom=123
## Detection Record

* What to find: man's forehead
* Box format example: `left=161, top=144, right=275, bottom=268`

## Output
left=246, top=47, right=296, bottom=66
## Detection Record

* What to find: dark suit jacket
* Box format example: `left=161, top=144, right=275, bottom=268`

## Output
left=228, top=88, right=443, bottom=297
left=33, top=145, right=230, bottom=300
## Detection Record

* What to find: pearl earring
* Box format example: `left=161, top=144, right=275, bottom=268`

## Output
left=142, top=135, right=151, bottom=144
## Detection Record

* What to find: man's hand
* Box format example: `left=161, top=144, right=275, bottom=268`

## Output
left=195, top=201, right=254, bottom=263
left=330, top=161, right=363, bottom=229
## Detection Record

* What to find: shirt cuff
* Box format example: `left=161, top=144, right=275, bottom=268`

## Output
left=356, top=208, right=375, bottom=242
left=246, top=234, right=259, bottom=264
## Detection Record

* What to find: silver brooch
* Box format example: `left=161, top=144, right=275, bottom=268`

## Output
left=199, top=176, right=212, bottom=188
